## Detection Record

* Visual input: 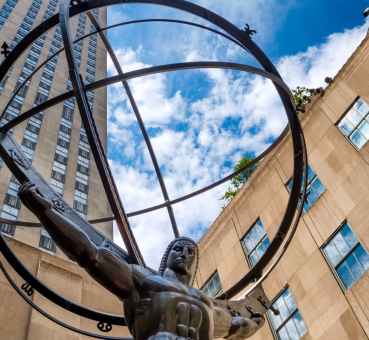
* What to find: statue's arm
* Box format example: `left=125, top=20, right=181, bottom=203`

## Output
left=19, top=182, right=134, bottom=299
left=212, top=300, right=265, bottom=339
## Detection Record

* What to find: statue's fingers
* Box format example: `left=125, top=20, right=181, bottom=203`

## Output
left=189, top=305, right=202, bottom=330
left=176, top=302, right=190, bottom=338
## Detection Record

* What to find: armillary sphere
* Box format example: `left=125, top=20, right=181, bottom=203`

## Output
left=0, top=0, right=307, bottom=339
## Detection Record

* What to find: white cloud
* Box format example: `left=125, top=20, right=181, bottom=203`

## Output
left=109, top=20, right=369, bottom=269
left=278, top=22, right=369, bottom=88
left=107, top=48, right=187, bottom=128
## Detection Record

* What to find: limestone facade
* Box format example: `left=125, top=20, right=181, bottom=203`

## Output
left=196, top=28, right=369, bottom=340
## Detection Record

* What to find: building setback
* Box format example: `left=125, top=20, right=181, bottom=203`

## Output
left=195, top=30, right=369, bottom=340
left=0, top=1, right=129, bottom=338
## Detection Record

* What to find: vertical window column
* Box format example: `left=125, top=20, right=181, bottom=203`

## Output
left=0, top=0, right=19, bottom=31
left=48, top=13, right=86, bottom=196
left=0, top=0, right=43, bottom=91
left=50, top=100, right=74, bottom=194
left=0, top=0, right=61, bottom=234
left=0, top=178, right=20, bottom=236
left=73, top=128, right=90, bottom=217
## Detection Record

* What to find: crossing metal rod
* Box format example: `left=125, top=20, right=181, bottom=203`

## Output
left=0, top=0, right=306, bottom=323
left=0, top=17, right=243, bottom=123
left=58, top=0, right=144, bottom=265
left=0, top=61, right=292, bottom=221
left=86, top=12, right=180, bottom=237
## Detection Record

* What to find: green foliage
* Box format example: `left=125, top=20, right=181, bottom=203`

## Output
left=292, top=86, right=316, bottom=113
left=222, top=86, right=318, bottom=204
left=223, top=156, right=256, bottom=203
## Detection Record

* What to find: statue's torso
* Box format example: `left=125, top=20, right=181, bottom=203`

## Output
left=124, top=266, right=213, bottom=340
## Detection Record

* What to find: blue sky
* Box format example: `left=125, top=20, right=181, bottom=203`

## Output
left=105, top=1, right=369, bottom=268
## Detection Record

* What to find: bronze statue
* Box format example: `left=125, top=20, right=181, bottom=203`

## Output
left=18, top=181, right=265, bottom=340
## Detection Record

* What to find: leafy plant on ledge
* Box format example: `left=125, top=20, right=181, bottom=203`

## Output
left=222, top=156, right=257, bottom=203
left=292, top=86, right=321, bottom=114
left=222, top=86, right=320, bottom=204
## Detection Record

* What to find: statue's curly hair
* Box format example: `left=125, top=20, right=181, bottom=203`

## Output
left=159, top=237, right=199, bottom=286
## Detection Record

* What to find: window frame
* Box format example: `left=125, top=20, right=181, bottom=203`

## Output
left=286, top=165, right=325, bottom=213
left=267, top=286, right=307, bottom=340
left=201, top=271, right=223, bottom=298
left=336, top=96, right=369, bottom=151
left=39, top=229, right=56, bottom=253
left=321, top=220, right=369, bottom=291
left=241, top=218, right=270, bottom=268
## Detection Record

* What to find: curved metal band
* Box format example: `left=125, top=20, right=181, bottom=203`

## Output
left=0, top=17, right=244, bottom=122
left=0, top=231, right=127, bottom=324
left=0, top=260, right=131, bottom=340
left=0, top=61, right=304, bottom=314
left=0, top=61, right=292, bottom=220
left=1, top=61, right=291, bottom=131
left=59, top=0, right=144, bottom=265
left=0, top=0, right=306, bottom=329
left=86, top=13, right=179, bottom=237
left=219, top=125, right=308, bottom=298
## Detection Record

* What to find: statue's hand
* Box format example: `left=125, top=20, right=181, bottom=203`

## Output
left=227, top=315, right=265, bottom=339
left=18, top=182, right=52, bottom=212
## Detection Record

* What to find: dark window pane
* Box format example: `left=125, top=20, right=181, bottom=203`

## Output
left=39, top=233, right=56, bottom=252
left=4, top=194, right=20, bottom=209
left=337, top=261, right=354, bottom=288
left=202, top=272, right=222, bottom=298
left=355, top=244, right=369, bottom=271
left=341, top=224, right=357, bottom=248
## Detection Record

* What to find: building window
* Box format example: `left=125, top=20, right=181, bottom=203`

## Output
left=337, top=97, right=369, bottom=149
left=0, top=223, right=15, bottom=236
left=4, top=193, right=20, bottom=209
left=75, top=181, right=88, bottom=193
left=39, top=228, right=56, bottom=252
left=287, top=165, right=325, bottom=213
left=322, top=222, right=369, bottom=289
left=201, top=271, right=223, bottom=298
left=73, top=200, right=87, bottom=215
left=268, top=288, right=307, bottom=340
left=241, top=218, right=270, bottom=267
left=51, top=170, right=65, bottom=183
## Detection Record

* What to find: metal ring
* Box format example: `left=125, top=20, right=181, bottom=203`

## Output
left=0, top=0, right=306, bottom=330
left=0, top=260, right=131, bottom=340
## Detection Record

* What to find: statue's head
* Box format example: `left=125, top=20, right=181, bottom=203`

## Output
left=159, top=237, right=198, bottom=285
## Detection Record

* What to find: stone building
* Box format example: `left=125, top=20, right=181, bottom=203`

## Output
left=0, top=1, right=127, bottom=339
left=195, top=29, right=369, bottom=340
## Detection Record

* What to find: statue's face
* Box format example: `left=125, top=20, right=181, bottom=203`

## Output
left=166, top=240, right=196, bottom=276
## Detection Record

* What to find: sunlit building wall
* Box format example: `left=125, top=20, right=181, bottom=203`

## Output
left=0, top=2, right=128, bottom=339
left=196, top=31, right=369, bottom=340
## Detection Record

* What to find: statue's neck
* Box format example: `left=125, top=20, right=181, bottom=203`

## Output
left=163, top=268, right=190, bottom=286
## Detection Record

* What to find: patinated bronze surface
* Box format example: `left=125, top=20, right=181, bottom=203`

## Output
left=19, top=181, right=265, bottom=340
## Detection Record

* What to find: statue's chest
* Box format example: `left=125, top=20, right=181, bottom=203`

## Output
left=130, top=274, right=213, bottom=340
left=133, top=291, right=213, bottom=340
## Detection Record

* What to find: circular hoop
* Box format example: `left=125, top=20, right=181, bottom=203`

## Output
left=0, top=0, right=307, bottom=336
